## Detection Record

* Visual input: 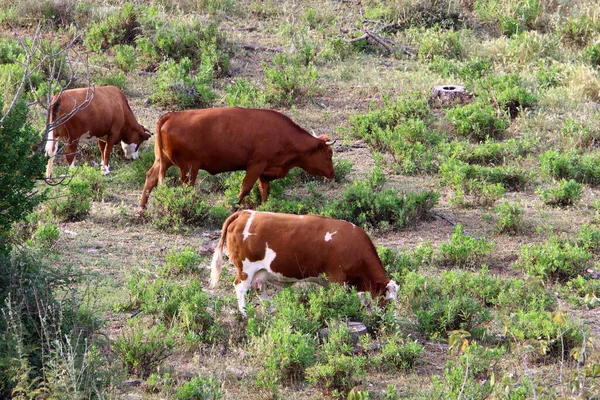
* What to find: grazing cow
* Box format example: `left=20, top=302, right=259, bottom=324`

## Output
left=45, top=85, right=151, bottom=178
left=139, top=108, right=335, bottom=208
left=210, top=210, right=399, bottom=316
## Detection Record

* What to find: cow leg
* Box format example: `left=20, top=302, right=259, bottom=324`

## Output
left=234, top=276, right=252, bottom=317
left=65, top=141, right=78, bottom=169
left=140, top=158, right=173, bottom=209
left=100, top=139, right=115, bottom=175
left=180, top=165, right=199, bottom=186
left=238, top=164, right=266, bottom=204
left=258, top=176, right=271, bottom=204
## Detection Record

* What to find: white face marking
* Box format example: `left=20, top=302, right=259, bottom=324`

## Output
left=242, top=210, right=257, bottom=241
left=121, top=142, right=139, bottom=159
left=385, top=280, right=399, bottom=301
left=324, top=231, right=337, bottom=242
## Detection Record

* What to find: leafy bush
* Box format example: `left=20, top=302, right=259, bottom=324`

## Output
left=429, top=57, right=492, bottom=81
left=148, top=184, right=228, bottom=232
left=493, top=201, right=523, bottom=234
left=585, top=42, right=600, bottom=68
left=151, top=57, right=215, bottom=109
left=438, top=225, right=494, bottom=268
left=84, top=2, right=140, bottom=52
left=416, top=27, right=465, bottom=60
left=224, top=78, right=265, bottom=107
left=46, top=180, right=92, bottom=222
left=325, top=168, right=438, bottom=231
left=433, top=343, right=504, bottom=399
left=0, top=99, right=46, bottom=253
left=474, top=0, right=543, bottom=36
left=113, top=44, right=137, bottom=72
left=445, top=101, right=509, bottom=142
left=558, top=15, right=600, bottom=48
left=374, top=333, right=423, bottom=371
left=564, top=275, right=600, bottom=309
left=175, top=376, right=223, bottom=400
left=262, top=52, right=320, bottom=106
left=112, top=322, right=175, bottom=378
left=161, top=247, right=203, bottom=276
left=94, top=69, right=127, bottom=88
left=538, top=179, right=582, bottom=207
left=539, top=150, right=600, bottom=185
left=515, top=237, right=592, bottom=281
left=445, top=138, right=536, bottom=166
left=254, top=319, right=317, bottom=389
left=28, top=222, right=60, bottom=250
left=377, top=243, right=433, bottom=276
left=505, top=310, right=585, bottom=357
left=475, top=73, right=536, bottom=118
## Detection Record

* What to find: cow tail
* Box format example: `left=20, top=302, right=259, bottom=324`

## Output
left=155, top=113, right=169, bottom=185
left=210, top=211, right=241, bottom=288
left=45, top=98, right=60, bottom=156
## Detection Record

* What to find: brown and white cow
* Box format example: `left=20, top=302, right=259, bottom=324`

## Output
left=210, top=210, right=398, bottom=316
left=139, top=108, right=335, bottom=208
left=45, top=85, right=151, bottom=178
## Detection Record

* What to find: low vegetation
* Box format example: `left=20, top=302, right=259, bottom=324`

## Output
left=2, top=0, right=600, bottom=398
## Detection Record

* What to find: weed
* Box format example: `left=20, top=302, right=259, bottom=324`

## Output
left=94, top=69, right=127, bottom=88
left=493, top=201, right=523, bottom=234
left=262, top=53, right=320, bottom=106
left=416, top=28, right=465, bottom=61
left=445, top=100, right=509, bottom=142
left=113, top=44, right=137, bottom=72
left=160, top=247, right=203, bottom=276
left=46, top=180, right=92, bottom=222
left=112, top=321, right=175, bottom=379
left=438, top=225, right=494, bottom=268
left=84, top=2, right=140, bottom=52
left=28, top=222, right=60, bottom=250
left=375, top=333, right=423, bottom=371
left=224, top=78, right=264, bottom=107
left=175, top=375, right=223, bottom=400
left=475, top=73, right=536, bottom=118
left=539, top=150, right=600, bottom=184
left=585, top=42, right=600, bottom=67
left=515, top=237, right=592, bottom=281
left=538, top=179, right=582, bottom=207
left=558, top=15, right=600, bottom=48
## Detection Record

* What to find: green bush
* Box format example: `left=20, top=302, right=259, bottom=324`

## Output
left=416, top=27, right=465, bottom=61
left=564, top=275, right=600, bottom=309
left=377, top=243, right=433, bottom=276
left=475, top=73, right=536, bottom=118
left=84, top=2, right=140, bottom=53
left=515, top=237, right=592, bottom=281
left=429, top=57, right=492, bottom=81
left=254, top=319, right=317, bottom=389
left=538, top=179, right=582, bottom=207
left=28, top=222, right=60, bottom=250
left=433, top=343, right=504, bottom=399
left=262, top=52, right=320, bottom=106
left=585, top=42, right=600, bottom=68
left=374, top=333, right=423, bottom=371
left=558, top=15, right=600, bottom=48
left=445, top=101, right=509, bottom=142
left=113, top=44, right=137, bottom=72
left=445, top=138, right=536, bottom=166
left=175, top=376, right=223, bottom=400
left=474, top=0, right=543, bottom=36
left=148, top=184, right=227, bottom=232
left=46, top=180, right=92, bottom=222
left=438, top=225, right=494, bottom=268
left=151, top=57, right=215, bottom=109
left=539, top=150, right=600, bottom=185
left=112, top=322, right=175, bottom=379
left=493, top=201, right=523, bottom=234
left=160, top=247, right=203, bottom=276
left=505, top=310, right=585, bottom=357
left=224, top=78, right=265, bottom=107
left=94, top=70, right=127, bottom=88
left=0, top=99, right=46, bottom=253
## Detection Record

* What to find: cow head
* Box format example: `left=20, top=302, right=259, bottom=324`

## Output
left=302, top=134, right=335, bottom=179
left=122, top=125, right=151, bottom=160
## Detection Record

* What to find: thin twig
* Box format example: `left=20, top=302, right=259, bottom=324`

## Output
left=433, top=212, right=481, bottom=240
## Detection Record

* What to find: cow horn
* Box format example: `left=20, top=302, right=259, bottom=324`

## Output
left=326, top=139, right=336, bottom=146
left=143, top=126, right=152, bottom=135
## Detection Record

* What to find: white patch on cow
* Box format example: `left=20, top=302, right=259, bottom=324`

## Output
left=45, top=128, right=58, bottom=178
left=299, top=216, right=304, bottom=219
left=324, top=231, right=337, bottom=242
left=78, top=131, right=98, bottom=145
left=242, top=210, right=257, bottom=241
left=69, top=161, right=76, bottom=169
left=121, top=142, right=139, bottom=160
left=102, top=164, right=110, bottom=175
left=385, top=280, right=399, bottom=301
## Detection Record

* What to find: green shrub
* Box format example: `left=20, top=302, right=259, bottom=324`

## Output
left=416, top=28, right=464, bottom=61
left=324, top=168, right=438, bottom=231
left=445, top=138, right=536, bottom=166
left=377, top=243, right=433, bottom=276
left=113, top=44, right=137, bottom=72
left=538, top=179, right=582, bottom=207
left=28, top=222, right=60, bottom=250
left=375, top=333, right=423, bottom=371
left=576, top=224, right=600, bottom=252
left=148, top=184, right=226, bottom=232
left=438, top=225, right=494, bottom=268
left=262, top=53, right=320, bottom=106
left=445, top=101, right=509, bottom=142
left=224, top=78, right=265, bottom=107
left=475, top=73, right=536, bottom=118
left=493, top=201, right=523, bottom=234
left=515, top=237, right=592, bottom=281
left=558, top=15, right=600, bottom=48
left=585, top=42, right=600, bottom=68
left=539, top=150, right=600, bottom=185
left=505, top=310, right=585, bottom=357
left=94, top=70, right=127, bottom=88
left=0, top=99, right=46, bottom=253
left=151, top=57, right=215, bottom=109
left=46, top=180, right=92, bottom=222
left=564, top=275, right=600, bottom=309
left=474, top=0, right=543, bottom=36
left=175, top=376, right=223, bottom=400
left=433, top=343, right=504, bottom=399
left=333, top=159, right=353, bottom=183
left=254, top=319, right=317, bottom=389
left=84, top=2, right=140, bottom=53
left=112, top=322, right=175, bottom=379
left=161, top=247, right=203, bottom=276
left=429, top=57, right=492, bottom=81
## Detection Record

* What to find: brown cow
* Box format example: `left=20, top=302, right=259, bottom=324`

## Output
left=45, top=85, right=151, bottom=178
left=139, top=108, right=335, bottom=208
left=210, top=210, right=399, bottom=316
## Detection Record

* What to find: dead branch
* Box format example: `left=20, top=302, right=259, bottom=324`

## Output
left=224, top=26, right=258, bottom=32
left=433, top=212, right=481, bottom=240
left=343, top=26, right=416, bottom=58
left=241, top=43, right=284, bottom=52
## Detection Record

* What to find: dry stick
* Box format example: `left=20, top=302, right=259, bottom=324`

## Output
left=433, top=212, right=481, bottom=240
left=224, top=26, right=258, bottom=31
left=241, top=43, right=284, bottom=52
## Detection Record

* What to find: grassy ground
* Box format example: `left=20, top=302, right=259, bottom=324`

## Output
left=4, top=0, right=600, bottom=398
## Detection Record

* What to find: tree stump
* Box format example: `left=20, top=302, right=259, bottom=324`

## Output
left=430, top=85, right=472, bottom=107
